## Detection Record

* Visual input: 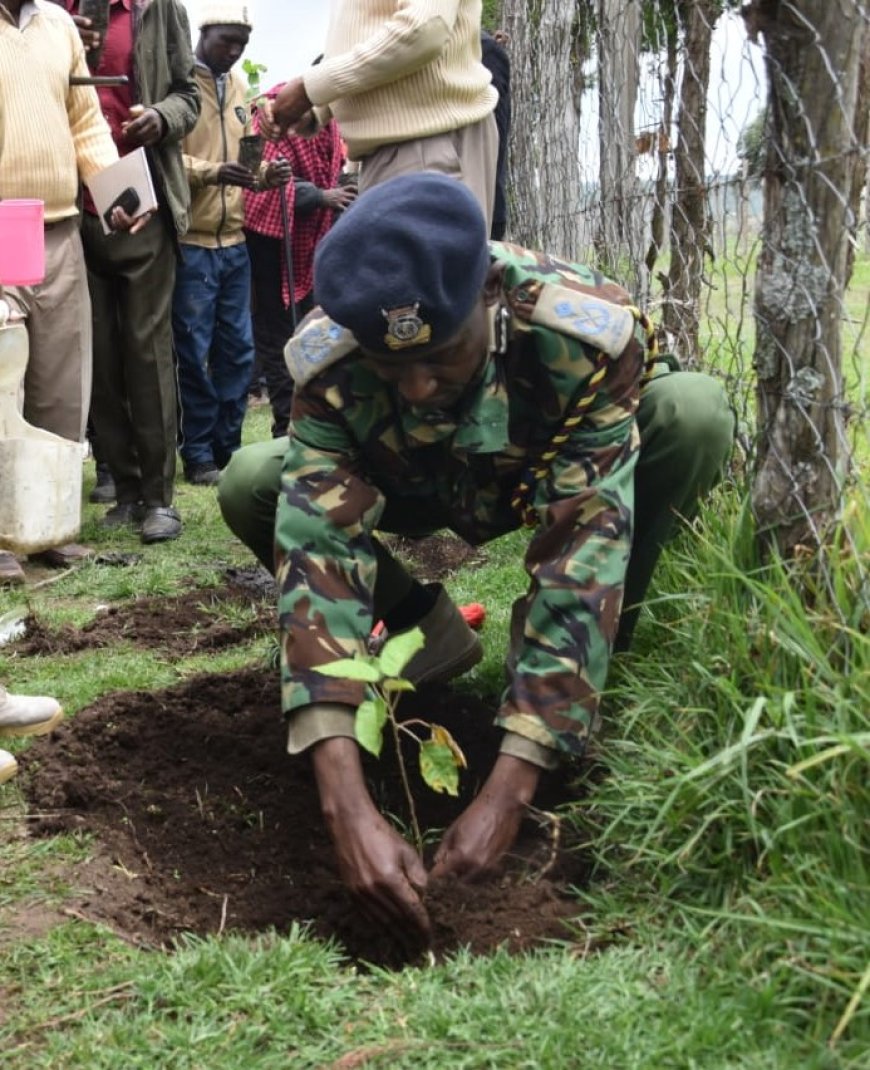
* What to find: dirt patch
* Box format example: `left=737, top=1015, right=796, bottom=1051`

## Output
left=20, top=667, right=589, bottom=966
left=12, top=575, right=275, bottom=659
left=384, top=533, right=487, bottom=584
left=12, top=537, right=591, bottom=967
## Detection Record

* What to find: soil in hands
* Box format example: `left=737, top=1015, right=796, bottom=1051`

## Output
left=14, top=541, right=593, bottom=967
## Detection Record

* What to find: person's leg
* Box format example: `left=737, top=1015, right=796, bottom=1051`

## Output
left=173, top=245, right=221, bottom=472
left=246, top=230, right=296, bottom=437
left=84, top=212, right=142, bottom=505
left=218, top=436, right=287, bottom=570
left=616, top=371, right=734, bottom=649
left=209, top=243, right=256, bottom=468
left=18, top=220, right=91, bottom=443
left=219, top=439, right=442, bottom=616
left=358, top=113, right=498, bottom=229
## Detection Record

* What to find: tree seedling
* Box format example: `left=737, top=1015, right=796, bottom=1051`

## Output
left=242, top=58, right=268, bottom=108
left=314, top=627, right=466, bottom=855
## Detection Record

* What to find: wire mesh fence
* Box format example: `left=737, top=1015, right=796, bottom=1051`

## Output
left=498, top=0, right=868, bottom=590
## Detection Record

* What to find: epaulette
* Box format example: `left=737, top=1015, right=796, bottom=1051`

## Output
left=284, top=313, right=359, bottom=387
left=529, top=284, right=637, bottom=358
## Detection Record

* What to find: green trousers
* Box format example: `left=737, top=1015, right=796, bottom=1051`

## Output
left=219, top=370, right=734, bottom=649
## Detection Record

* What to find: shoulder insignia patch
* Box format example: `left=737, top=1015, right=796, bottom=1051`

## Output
left=234, top=105, right=248, bottom=125
left=284, top=314, right=359, bottom=386
left=531, top=283, right=636, bottom=358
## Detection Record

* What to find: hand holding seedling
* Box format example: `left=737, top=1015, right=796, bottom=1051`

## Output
left=430, top=754, right=541, bottom=881
left=312, top=627, right=536, bottom=943
left=217, top=162, right=258, bottom=189
left=312, top=737, right=431, bottom=943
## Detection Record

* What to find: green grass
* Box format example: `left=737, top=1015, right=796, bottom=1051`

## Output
left=1, top=386, right=868, bottom=1065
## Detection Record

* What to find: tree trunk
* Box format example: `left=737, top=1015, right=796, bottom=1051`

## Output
left=647, top=23, right=678, bottom=283
left=503, top=0, right=582, bottom=257
left=595, top=0, right=643, bottom=291
left=661, top=0, right=718, bottom=363
left=746, top=0, right=867, bottom=553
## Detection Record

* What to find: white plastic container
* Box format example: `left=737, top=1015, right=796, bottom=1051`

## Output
left=0, top=323, right=83, bottom=553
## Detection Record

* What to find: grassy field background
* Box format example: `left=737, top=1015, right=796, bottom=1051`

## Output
left=1, top=276, right=868, bottom=1066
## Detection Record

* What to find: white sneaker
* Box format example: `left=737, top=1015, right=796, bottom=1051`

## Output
left=0, top=686, right=63, bottom=738
left=0, top=748, right=18, bottom=784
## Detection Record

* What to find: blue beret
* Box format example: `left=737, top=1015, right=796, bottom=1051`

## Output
left=313, top=172, right=490, bottom=356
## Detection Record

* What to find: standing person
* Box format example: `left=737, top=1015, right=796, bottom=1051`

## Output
left=0, top=685, right=63, bottom=785
left=173, top=5, right=291, bottom=485
left=0, top=0, right=142, bottom=585
left=244, top=87, right=355, bottom=438
left=218, top=174, right=734, bottom=939
left=262, top=0, right=499, bottom=224
left=65, top=0, right=200, bottom=543
left=480, top=28, right=510, bottom=241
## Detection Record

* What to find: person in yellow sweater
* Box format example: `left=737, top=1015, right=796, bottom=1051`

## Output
left=262, top=0, right=499, bottom=224
left=0, top=0, right=139, bottom=585
left=174, top=1, right=291, bottom=485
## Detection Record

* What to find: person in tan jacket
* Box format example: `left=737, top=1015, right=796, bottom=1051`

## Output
left=173, top=2, right=290, bottom=485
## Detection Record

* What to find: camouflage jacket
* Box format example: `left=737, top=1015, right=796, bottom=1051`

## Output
left=275, top=243, right=647, bottom=758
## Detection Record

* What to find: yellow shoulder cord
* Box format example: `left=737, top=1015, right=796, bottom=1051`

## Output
left=510, top=309, right=659, bottom=529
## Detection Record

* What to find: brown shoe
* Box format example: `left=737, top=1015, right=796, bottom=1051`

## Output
left=29, top=543, right=95, bottom=568
left=0, top=551, right=25, bottom=586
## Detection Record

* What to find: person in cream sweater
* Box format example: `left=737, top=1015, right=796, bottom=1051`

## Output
left=261, top=1, right=499, bottom=225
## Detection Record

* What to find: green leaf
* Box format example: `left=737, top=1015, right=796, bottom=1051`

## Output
left=419, top=739, right=461, bottom=796
left=313, top=657, right=382, bottom=683
left=382, top=678, right=416, bottom=693
left=378, top=626, right=425, bottom=678
left=355, top=698, right=387, bottom=756
left=431, top=724, right=467, bottom=769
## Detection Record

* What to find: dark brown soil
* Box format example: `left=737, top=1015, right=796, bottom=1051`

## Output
left=13, top=539, right=592, bottom=967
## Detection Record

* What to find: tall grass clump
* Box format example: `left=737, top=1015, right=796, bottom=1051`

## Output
left=576, top=488, right=869, bottom=1054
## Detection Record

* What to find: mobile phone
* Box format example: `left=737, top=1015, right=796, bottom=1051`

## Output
left=103, top=187, right=140, bottom=229
left=78, top=0, right=110, bottom=34
left=78, top=0, right=110, bottom=66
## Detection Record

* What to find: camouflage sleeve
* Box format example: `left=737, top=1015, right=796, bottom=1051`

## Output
left=496, top=324, right=644, bottom=759
left=274, top=385, right=386, bottom=717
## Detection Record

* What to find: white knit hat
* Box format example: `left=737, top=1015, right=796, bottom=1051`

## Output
left=198, top=3, right=252, bottom=29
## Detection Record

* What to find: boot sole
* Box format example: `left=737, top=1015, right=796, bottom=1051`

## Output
left=0, top=707, right=64, bottom=739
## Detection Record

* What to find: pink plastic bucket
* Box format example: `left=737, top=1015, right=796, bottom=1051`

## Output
left=0, top=199, right=45, bottom=286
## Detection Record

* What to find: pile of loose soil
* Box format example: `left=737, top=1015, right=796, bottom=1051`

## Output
left=21, top=669, right=590, bottom=966
left=14, top=572, right=276, bottom=659
left=14, top=538, right=593, bottom=966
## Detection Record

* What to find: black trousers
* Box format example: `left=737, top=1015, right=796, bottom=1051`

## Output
left=245, top=229, right=313, bottom=438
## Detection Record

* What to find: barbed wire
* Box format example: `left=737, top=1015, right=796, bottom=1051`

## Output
left=500, top=0, right=868, bottom=604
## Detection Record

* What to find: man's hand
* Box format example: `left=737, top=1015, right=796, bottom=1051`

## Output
left=312, top=737, right=431, bottom=944
left=217, top=162, right=258, bottom=189
left=70, top=14, right=101, bottom=53
left=430, top=754, right=541, bottom=881
left=108, top=206, right=155, bottom=235
left=322, top=186, right=357, bottom=212
left=122, top=105, right=164, bottom=147
left=263, top=158, right=293, bottom=189
left=261, top=78, right=312, bottom=139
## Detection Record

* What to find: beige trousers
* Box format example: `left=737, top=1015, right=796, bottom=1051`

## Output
left=357, top=112, right=499, bottom=230
left=5, top=218, right=92, bottom=444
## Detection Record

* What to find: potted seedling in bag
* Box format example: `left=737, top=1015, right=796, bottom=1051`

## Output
left=237, top=58, right=268, bottom=173
left=315, top=628, right=467, bottom=855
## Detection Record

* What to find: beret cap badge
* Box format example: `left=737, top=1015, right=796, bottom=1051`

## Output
left=381, top=303, right=432, bottom=350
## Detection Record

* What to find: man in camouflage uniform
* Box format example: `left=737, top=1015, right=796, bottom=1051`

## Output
left=219, top=173, right=733, bottom=940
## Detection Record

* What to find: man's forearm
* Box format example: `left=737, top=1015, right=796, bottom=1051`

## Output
left=311, top=735, right=373, bottom=821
